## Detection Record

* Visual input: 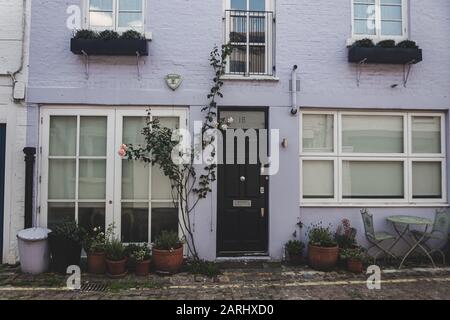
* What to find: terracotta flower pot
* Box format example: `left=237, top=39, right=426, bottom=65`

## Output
left=308, top=244, right=339, bottom=271
left=106, top=258, right=127, bottom=278
left=152, top=247, right=184, bottom=274
left=135, top=260, right=151, bottom=277
left=347, top=259, right=364, bottom=274
left=287, top=253, right=304, bottom=265
left=87, top=252, right=106, bottom=274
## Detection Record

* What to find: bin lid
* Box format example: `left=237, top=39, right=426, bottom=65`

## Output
left=17, top=227, right=52, bottom=241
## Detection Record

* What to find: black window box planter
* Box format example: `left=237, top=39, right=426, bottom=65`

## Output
left=70, top=38, right=148, bottom=56
left=348, top=46, right=422, bottom=64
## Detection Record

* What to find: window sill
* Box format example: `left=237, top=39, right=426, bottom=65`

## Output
left=300, top=203, right=449, bottom=208
left=221, top=74, right=279, bottom=81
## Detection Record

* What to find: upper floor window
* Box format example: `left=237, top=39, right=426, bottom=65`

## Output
left=87, top=0, right=145, bottom=32
left=352, top=0, right=407, bottom=40
left=224, top=0, right=274, bottom=77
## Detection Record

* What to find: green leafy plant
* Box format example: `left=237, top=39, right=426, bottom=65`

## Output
left=51, top=220, right=85, bottom=245
left=285, top=240, right=305, bottom=256
left=352, top=38, right=375, bottom=48
left=186, top=260, right=222, bottom=278
left=307, top=223, right=337, bottom=248
left=105, top=238, right=125, bottom=261
left=340, top=247, right=370, bottom=263
left=335, top=219, right=357, bottom=249
left=397, top=40, right=419, bottom=49
left=73, top=29, right=98, bottom=40
left=83, top=226, right=106, bottom=253
left=120, top=29, right=145, bottom=40
left=129, top=244, right=151, bottom=262
left=123, top=44, right=232, bottom=260
left=98, top=30, right=120, bottom=40
left=154, top=230, right=183, bottom=251
left=376, top=39, right=396, bottom=48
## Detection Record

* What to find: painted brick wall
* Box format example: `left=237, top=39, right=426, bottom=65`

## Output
left=0, top=0, right=29, bottom=264
left=27, top=0, right=450, bottom=108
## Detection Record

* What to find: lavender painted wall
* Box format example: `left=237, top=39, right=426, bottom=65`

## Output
left=27, top=0, right=450, bottom=260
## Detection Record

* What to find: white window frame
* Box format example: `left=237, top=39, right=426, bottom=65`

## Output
left=350, top=0, right=408, bottom=42
left=39, top=106, right=188, bottom=245
left=84, top=0, right=146, bottom=33
left=300, top=110, right=448, bottom=207
left=223, top=0, right=274, bottom=78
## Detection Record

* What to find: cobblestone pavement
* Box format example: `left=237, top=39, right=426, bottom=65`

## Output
left=1, top=263, right=450, bottom=300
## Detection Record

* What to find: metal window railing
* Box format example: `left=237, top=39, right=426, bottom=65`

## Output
left=224, top=10, right=275, bottom=77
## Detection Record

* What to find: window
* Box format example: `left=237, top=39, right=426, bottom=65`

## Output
left=300, top=111, right=447, bottom=205
left=87, top=0, right=145, bottom=32
left=352, top=0, right=407, bottom=40
left=41, top=108, right=187, bottom=243
left=224, top=0, right=274, bottom=76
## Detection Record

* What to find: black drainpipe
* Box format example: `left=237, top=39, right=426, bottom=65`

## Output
left=23, top=147, right=36, bottom=229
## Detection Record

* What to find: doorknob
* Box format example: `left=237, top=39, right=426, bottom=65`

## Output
left=240, top=176, right=246, bottom=182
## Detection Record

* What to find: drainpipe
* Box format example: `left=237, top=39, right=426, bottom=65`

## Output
left=291, top=65, right=298, bottom=115
left=23, top=147, right=36, bottom=229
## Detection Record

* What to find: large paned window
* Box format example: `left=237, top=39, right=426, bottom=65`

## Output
left=41, top=108, right=186, bottom=243
left=87, top=0, right=145, bottom=32
left=300, top=111, right=447, bottom=205
left=352, top=0, right=408, bottom=40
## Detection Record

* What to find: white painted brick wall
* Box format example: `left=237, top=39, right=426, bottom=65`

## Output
left=0, top=0, right=29, bottom=264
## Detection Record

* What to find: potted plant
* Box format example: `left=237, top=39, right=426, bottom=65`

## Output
left=70, top=29, right=149, bottom=56
left=285, top=240, right=305, bottom=265
left=348, top=38, right=423, bottom=64
left=335, top=219, right=357, bottom=249
left=48, top=221, right=84, bottom=274
left=340, top=248, right=369, bottom=274
left=152, top=231, right=184, bottom=274
left=105, top=224, right=127, bottom=278
left=130, top=244, right=152, bottom=277
left=307, top=223, right=339, bottom=271
left=83, top=227, right=107, bottom=274
left=125, top=243, right=142, bottom=272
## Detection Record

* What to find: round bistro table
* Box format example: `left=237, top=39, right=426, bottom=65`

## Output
left=386, top=215, right=435, bottom=269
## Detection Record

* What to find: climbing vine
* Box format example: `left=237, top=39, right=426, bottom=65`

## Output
left=121, top=44, right=232, bottom=260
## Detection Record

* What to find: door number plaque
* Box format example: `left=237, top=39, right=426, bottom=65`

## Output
left=233, top=200, right=252, bottom=208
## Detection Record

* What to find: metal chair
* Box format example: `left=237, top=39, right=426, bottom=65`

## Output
left=411, top=209, right=449, bottom=264
left=361, top=209, right=398, bottom=263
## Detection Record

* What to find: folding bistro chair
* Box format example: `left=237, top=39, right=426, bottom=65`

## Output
left=361, top=209, right=398, bottom=263
left=410, top=209, right=449, bottom=265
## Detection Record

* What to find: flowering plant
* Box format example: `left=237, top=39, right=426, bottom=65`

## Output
left=335, top=219, right=357, bottom=249
left=83, top=226, right=106, bottom=254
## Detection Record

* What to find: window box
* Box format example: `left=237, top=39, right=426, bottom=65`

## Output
left=70, top=38, right=148, bottom=56
left=348, top=46, right=422, bottom=64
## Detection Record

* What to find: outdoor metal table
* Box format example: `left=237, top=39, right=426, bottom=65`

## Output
left=387, top=215, right=435, bottom=269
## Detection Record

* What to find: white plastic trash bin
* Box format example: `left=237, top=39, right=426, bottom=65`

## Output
left=17, top=228, right=51, bottom=274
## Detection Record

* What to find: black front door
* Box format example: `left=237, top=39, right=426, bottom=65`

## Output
left=217, top=109, right=268, bottom=256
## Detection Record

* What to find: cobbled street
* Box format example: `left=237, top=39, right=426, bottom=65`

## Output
left=1, top=263, right=449, bottom=300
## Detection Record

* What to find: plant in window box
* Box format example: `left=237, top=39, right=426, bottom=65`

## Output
left=105, top=224, right=127, bottom=278
left=348, top=38, right=422, bottom=64
left=83, top=227, right=107, bottom=274
left=285, top=240, right=305, bottom=265
left=340, top=247, right=370, bottom=274
left=307, top=222, right=339, bottom=271
left=48, top=220, right=85, bottom=274
left=152, top=231, right=184, bottom=274
left=129, top=244, right=152, bottom=277
left=70, top=29, right=148, bottom=56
